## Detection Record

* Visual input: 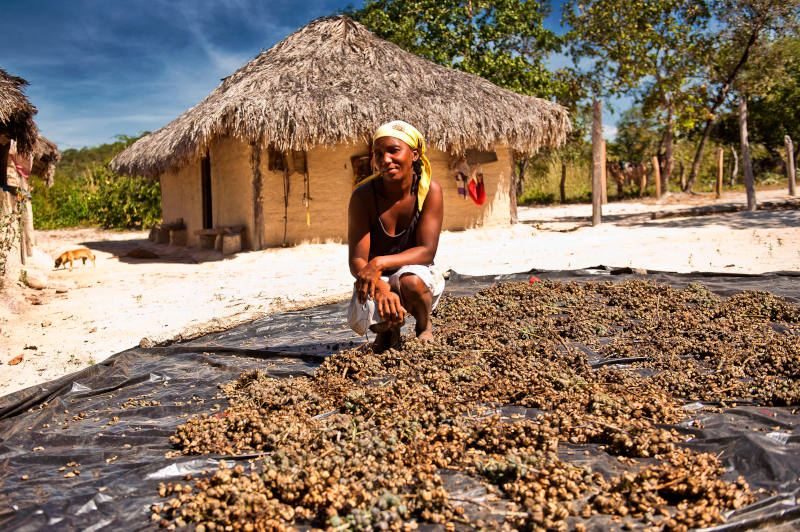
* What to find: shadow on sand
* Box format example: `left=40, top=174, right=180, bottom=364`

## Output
left=523, top=200, right=799, bottom=232
left=79, top=237, right=240, bottom=265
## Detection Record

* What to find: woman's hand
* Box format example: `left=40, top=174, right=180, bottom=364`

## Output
left=373, top=281, right=406, bottom=325
left=355, top=259, right=383, bottom=302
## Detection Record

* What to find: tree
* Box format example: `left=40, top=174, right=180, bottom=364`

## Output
left=345, top=0, right=561, bottom=98
left=564, top=0, right=713, bottom=195
left=683, top=0, right=800, bottom=192
left=736, top=37, right=800, bottom=166
left=610, top=106, right=661, bottom=164
left=345, top=0, right=563, bottom=221
left=709, top=33, right=797, bottom=207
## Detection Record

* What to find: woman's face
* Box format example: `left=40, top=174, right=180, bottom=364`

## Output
left=372, top=136, right=419, bottom=183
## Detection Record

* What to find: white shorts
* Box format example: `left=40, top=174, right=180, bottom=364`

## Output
left=347, top=264, right=446, bottom=335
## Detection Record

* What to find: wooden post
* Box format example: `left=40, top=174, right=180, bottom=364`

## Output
left=652, top=156, right=661, bottom=200
left=739, top=96, right=756, bottom=211
left=559, top=162, right=567, bottom=204
left=786, top=135, right=796, bottom=196
left=639, top=166, right=647, bottom=198
left=591, top=99, right=603, bottom=226
left=250, top=142, right=264, bottom=250
left=600, top=140, right=608, bottom=205
left=716, top=147, right=724, bottom=199
left=282, top=162, right=290, bottom=246
left=19, top=208, right=26, bottom=265
left=23, top=199, right=34, bottom=257
left=509, top=157, right=519, bottom=224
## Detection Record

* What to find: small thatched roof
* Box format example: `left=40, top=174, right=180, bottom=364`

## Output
left=0, top=69, right=38, bottom=155
left=32, top=135, right=60, bottom=187
left=112, top=16, right=569, bottom=178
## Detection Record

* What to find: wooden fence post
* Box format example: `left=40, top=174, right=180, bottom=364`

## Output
left=591, top=99, right=603, bottom=226
left=639, top=166, right=647, bottom=198
left=601, top=140, right=608, bottom=205
left=651, top=156, right=661, bottom=200
left=716, top=147, right=724, bottom=199
left=786, top=135, right=796, bottom=196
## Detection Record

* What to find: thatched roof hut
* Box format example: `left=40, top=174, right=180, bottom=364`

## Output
left=32, top=135, right=60, bottom=187
left=111, top=15, right=570, bottom=250
left=0, top=69, right=38, bottom=156
left=111, top=15, right=569, bottom=178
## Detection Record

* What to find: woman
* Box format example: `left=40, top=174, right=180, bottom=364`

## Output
left=347, top=121, right=444, bottom=350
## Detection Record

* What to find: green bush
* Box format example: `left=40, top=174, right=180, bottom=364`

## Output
left=89, top=167, right=161, bottom=229
left=31, top=166, right=161, bottom=230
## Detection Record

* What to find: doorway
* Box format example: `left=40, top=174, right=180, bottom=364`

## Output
left=201, top=152, right=212, bottom=229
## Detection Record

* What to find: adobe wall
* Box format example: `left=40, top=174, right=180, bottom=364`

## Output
left=209, top=136, right=255, bottom=249
left=158, top=138, right=513, bottom=250
left=259, top=142, right=359, bottom=247
left=160, top=160, right=202, bottom=247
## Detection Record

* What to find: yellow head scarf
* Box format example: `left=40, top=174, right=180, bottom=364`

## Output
left=359, top=120, right=432, bottom=211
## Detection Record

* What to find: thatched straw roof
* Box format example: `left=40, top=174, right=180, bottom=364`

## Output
left=112, top=15, right=570, bottom=178
left=32, top=135, right=60, bottom=187
left=0, top=69, right=38, bottom=155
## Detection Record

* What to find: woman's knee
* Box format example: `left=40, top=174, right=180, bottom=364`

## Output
left=399, top=274, right=431, bottom=303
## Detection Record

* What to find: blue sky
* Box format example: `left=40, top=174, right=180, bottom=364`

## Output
left=3, top=0, right=623, bottom=150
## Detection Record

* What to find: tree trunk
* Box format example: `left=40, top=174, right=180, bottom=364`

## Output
left=684, top=22, right=763, bottom=193
left=684, top=119, right=713, bottom=193
left=601, top=140, right=608, bottom=205
left=591, top=99, right=603, bottom=226
left=729, top=144, right=739, bottom=186
left=786, top=135, right=796, bottom=196
left=515, top=158, right=529, bottom=198
left=639, top=165, right=648, bottom=198
left=560, top=163, right=567, bottom=204
left=652, top=156, right=661, bottom=200
left=679, top=161, right=686, bottom=189
left=509, top=158, right=520, bottom=224
left=662, top=103, right=674, bottom=191
left=739, top=96, right=756, bottom=211
left=510, top=157, right=529, bottom=223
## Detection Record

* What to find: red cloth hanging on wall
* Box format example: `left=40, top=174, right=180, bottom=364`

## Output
left=467, top=168, right=486, bottom=205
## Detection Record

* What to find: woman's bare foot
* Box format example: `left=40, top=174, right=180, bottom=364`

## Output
left=416, top=327, right=434, bottom=342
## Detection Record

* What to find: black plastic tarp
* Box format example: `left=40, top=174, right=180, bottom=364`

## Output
left=1, top=268, right=799, bottom=531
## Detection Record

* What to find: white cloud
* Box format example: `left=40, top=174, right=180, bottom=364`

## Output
left=602, top=124, right=618, bottom=141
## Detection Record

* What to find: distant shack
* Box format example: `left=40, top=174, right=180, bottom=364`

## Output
left=1, top=69, right=60, bottom=277
left=111, top=16, right=569, bottom=250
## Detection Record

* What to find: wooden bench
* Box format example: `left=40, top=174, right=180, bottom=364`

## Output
left=150, top=219, right=186, bottom=246
left=195, top=226, right=245, bottom=254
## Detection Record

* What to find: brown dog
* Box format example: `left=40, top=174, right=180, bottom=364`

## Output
left=54, top=248, right=96, bottom=270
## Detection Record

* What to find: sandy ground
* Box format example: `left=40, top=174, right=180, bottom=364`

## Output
left=2, top=187, right=798, bottom=397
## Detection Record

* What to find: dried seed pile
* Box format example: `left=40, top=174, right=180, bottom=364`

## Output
left=155, top=280, right=800, bottom=531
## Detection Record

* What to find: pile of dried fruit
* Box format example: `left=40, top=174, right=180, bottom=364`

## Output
left=154, top=280, right=800, bottom=530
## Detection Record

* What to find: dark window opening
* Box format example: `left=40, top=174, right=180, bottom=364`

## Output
left=351, top=151, right=373, bottom=186
left=268, top=148, right=285, bottom=172
left=465, top=149, right=498, bottom=165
